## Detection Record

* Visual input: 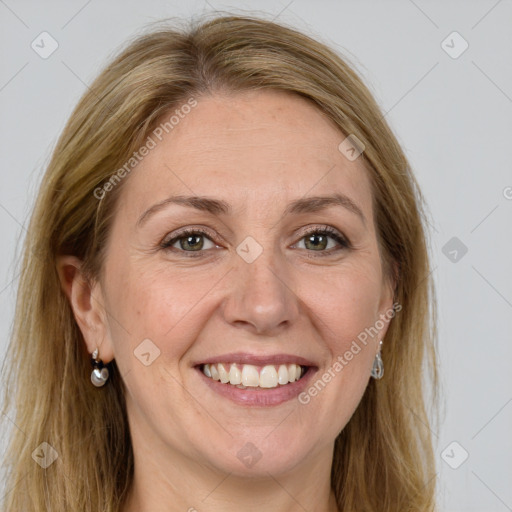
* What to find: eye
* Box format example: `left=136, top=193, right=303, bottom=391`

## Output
left=294, top=226, right=350, bottom=255
left=160, top=225, right=350, bottom=258
left=160, top=228, right=218, bottom=255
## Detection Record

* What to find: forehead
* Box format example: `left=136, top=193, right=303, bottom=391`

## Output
left=119, top=89, right=373, bottom=221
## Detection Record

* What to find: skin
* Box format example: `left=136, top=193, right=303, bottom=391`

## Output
left=58, top=89, right=396, bottom=512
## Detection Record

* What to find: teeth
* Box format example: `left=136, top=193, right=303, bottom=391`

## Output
left=288, top=363, right=297, bottom=382
left=277, top=365, right=289, bottom=385
left=218, top=363, right=230, bottom=383
left=259, top=365, right=278, bottom=388
left=202, top=363, right=305, bottom=388
left=210, top=364, right=220, bottom=381
left=228, top=363, right=242, bottom=385
left=242, top=364, right=259, bottom=387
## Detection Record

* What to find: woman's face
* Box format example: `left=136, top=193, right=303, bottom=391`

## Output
left=94, top=89, right=395, bottom=477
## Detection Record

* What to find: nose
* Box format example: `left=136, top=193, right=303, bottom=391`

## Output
left=221, top=247, right=300, bottom=336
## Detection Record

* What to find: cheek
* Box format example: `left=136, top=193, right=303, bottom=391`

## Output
left=303, top=263, right=383, bottom=348
left=296, top=267, right=382, bottom=428
left=104, top=266, right=211, bottom=417
left=105, top=263, right=216, bottom=364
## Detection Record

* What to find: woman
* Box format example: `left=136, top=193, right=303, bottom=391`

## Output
left=1, top=13, right=439, bottom=512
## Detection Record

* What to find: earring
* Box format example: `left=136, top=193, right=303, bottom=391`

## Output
left=90, top=348, right=109, bottom=387
left=370, top=340, right=384, bottom=379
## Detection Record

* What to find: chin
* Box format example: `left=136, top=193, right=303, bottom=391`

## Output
left=196, top=433, right=312, bottom=477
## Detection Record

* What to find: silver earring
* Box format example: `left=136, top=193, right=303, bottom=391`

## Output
left=371, top=340, right=384, bottom=379
left=90, top=348, right=109, bottom=387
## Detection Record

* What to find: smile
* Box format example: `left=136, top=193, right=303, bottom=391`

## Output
left=201, top=363, right=307, bottom=389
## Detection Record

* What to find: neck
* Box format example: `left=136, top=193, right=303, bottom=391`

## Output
left=123, top=474, right=340, bottom=512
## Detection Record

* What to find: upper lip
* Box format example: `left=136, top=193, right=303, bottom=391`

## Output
left=194, top=352, right=318, bottom=368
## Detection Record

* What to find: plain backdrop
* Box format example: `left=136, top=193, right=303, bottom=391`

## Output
left=0, top=1, right=511, bottom=511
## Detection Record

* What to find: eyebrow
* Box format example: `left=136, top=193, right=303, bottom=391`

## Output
left=136, top=192, right=366, bottom=228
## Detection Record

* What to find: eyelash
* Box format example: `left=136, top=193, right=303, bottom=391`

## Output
left=159, top=226, right=351, bottom=258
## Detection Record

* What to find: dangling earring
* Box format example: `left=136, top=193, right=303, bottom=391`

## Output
left=90, top=348, right=109, bottom=387
left=371, top=340, right=384, bottom=379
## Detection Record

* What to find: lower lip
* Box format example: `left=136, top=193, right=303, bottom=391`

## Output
left=195, top=366, right=317, bottom=407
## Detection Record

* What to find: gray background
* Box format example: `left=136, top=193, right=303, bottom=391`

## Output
left=1, top=1, right=511, bottom=511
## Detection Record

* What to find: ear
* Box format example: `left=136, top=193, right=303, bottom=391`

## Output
left=56, top=255, right=115, bottom=363
left=376, top=259, right=400, bottom=340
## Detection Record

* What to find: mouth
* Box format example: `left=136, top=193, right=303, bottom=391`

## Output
left=193, top=356, right=318, bottom=407
left=198, top=362, right=309, bottom=389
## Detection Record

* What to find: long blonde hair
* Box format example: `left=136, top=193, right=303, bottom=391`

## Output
left=1, top=13, right=439, bottom=511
